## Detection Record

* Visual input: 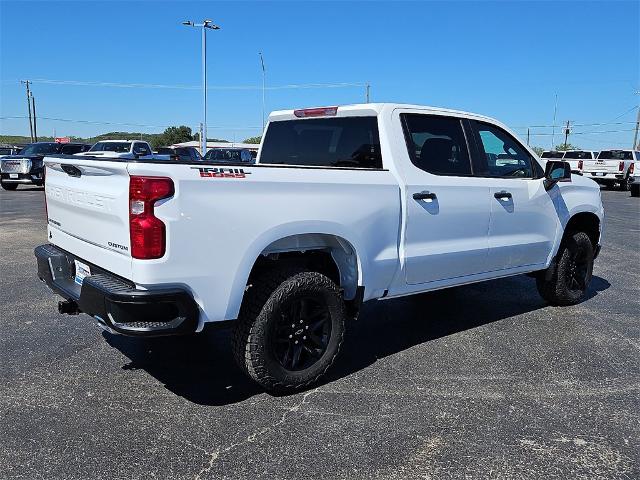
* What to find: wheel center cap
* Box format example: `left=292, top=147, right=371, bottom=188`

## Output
left=295, top=328, right=304, bottom=336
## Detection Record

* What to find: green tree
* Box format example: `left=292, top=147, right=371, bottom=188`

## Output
left=531, top=146, right=545, bottom=157
left=243, top=136, right=262, bottom=144
left=152, top=126, right=193, bottom=149
left=555, top=143, right=580, bottom=151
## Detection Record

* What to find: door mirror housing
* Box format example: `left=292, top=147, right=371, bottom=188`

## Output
left=544, top=160, right=571, bottom=190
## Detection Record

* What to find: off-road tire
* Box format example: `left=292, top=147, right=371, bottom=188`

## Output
left=618, top=176, right=631, bottom=191
left=536, top=231, right=594, bottom=306
left=1, top=182, right=18, bottom=191
left=631, top=184, right=640, bottom=197
left=232, top=267, right=346, bottom=392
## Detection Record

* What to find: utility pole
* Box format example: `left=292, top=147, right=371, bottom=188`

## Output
left=563, top=120, right=571, bottom=150
left=259, top=52, right=266, bottom=133
left=21, top=80, right=34, bottom=142
left=527, top=128, right=530, bottom=145
left=182, top=19, right=221, bottom=155
left=31, top=93, right=38, bottom=142
left=551, top=93, right=558, bottom=150
left=365, top=83, right=370, bottom=103
left=633, top=105, right=639, bottom=150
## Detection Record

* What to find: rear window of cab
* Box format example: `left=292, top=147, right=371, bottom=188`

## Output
left=259, top=117, right=382, bottom=169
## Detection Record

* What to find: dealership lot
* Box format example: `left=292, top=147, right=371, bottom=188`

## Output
left=1, top=187, right=638, bottom=479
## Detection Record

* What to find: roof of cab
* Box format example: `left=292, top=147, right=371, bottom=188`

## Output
left=268, top=103, right=498, bottom=124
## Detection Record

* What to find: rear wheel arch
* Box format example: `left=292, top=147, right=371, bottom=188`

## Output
left=247, top=233, right=361, bottom=302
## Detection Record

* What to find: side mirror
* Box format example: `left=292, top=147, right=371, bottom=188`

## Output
left=544, top=160, right=571, bottom=190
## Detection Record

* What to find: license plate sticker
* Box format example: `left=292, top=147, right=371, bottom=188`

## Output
left=9, top=174, right=18, bottom=179
left=74, top=260, right=91, bottom=285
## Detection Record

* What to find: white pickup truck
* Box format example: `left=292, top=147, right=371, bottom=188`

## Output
left=78, top=139, right=156, bottom=160
left=582, top=149, right=638, bottom=190
left=35, top=103, right=604, bottom=392
left=562, top=150, right=597, bottom=173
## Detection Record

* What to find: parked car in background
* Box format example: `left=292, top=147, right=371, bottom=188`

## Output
left=0, top=145, right=23, bottom=157
left=582, top=149, right=638, bottom=190
left=0, top=142, right=90, bottom=190
left=156, top=146, right=202, bottom=162
left=541, top=151, right=565, bottom=161
left=204, top=147, right=255, bottom=163
left=35, top=103, right=603, bottom=392
left=560, top=150, right=597, bottom=174
left=79, top=140, right=155, bottom=159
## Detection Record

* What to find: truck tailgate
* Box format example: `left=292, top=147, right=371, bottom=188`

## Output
left=582, top=160, right=620, bottom=173
left=44, top=156, right=132, bottom=279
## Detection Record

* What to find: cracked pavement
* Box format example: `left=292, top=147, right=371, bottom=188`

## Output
left=1, top=186, right=638, bottom=479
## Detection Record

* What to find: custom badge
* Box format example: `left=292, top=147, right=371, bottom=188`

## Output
left=191, top=167, right=251, bottom=179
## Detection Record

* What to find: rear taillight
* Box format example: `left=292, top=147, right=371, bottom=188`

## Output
left=630, top=163, right=635, bottom=175
left=577, top=160, right=583, bottom=170
left=619, top=161, right=624, bottom=172
left=129, top=176, right=174, bottom=259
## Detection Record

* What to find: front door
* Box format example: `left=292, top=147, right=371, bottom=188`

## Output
left=467, top=120, right=559, bottom=271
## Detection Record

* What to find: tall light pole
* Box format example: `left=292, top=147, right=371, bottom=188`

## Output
left=259, top=52, right=266, bottom=133
left=182, top=19, right=220, bottom=155
left=550, top=93, right=558, bottom=150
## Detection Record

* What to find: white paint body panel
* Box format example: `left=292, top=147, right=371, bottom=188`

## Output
left=43, top=103, right=604, bottom=327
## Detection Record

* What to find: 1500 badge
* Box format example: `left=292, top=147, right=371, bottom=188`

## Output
left=191, top=167, right=251, bottom=178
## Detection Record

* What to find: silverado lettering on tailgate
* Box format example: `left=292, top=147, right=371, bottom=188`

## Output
left=48, top=186, right=115, bottom=212
left=191, top=167, right=251, bottom=179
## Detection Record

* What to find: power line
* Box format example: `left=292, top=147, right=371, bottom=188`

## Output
left=0, top=115, right=261, bottom=130
left=523, top=128, right=636, bottom=137
left=513, top=120, right=637, bottom=130
left=4, top=78, right=367, bottom=91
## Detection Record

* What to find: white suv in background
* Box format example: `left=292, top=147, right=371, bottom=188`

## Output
left=582, top=149, right=637, bottom=190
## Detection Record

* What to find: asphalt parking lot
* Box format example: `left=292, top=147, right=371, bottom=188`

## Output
left=1, top=186, right=638, bottom=479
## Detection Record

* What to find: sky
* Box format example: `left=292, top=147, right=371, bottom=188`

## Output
left=1, top=0, right=638, bottom=150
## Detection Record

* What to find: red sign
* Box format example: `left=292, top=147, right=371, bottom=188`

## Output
left=55, top=137, right=71, bottom=143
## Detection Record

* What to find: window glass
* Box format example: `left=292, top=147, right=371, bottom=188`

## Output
left=471, top=121, right=534, bottom=178
left=133, top=143, right=151, bottom=155
left=20, top=143, right=60, bottom=156
left=598, top=150, right=633, bottom=160
left=401, top=114, right=471, bottom=176
left=541, top=151, right=565, bottom=159
left=563, top=151, right=592, bottom=159
left=90, top=142, right=131, bottom=153
left=260, top=117, right=382, bottom=169
left=61, top=144, right=83, bottom=154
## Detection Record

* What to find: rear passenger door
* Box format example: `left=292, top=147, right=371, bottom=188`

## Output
left=399, top=113, right=491, bottom=285
left=466, top=120, right=558, bottom=271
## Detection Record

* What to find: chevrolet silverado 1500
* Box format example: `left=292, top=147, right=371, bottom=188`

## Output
left=35, top=103, right=604, bottom=391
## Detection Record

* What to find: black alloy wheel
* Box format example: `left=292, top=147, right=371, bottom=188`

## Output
left=272, top=296, right=332, bottom=371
